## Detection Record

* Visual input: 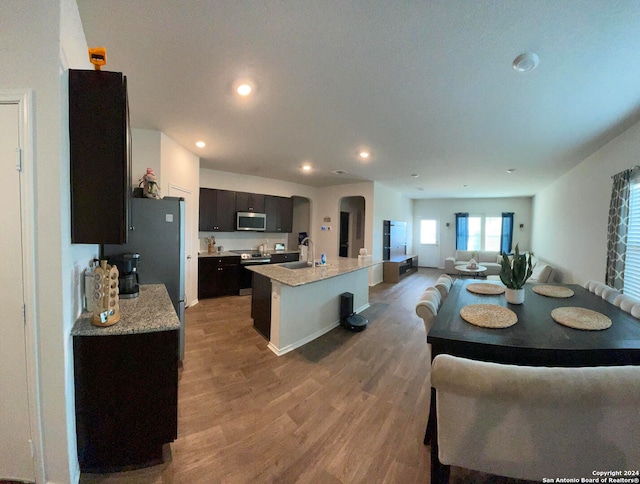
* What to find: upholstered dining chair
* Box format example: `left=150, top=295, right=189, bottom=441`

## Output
left=431, top=354, right=640, bottom=482
left=434, top=275, right=453, bottom=302
left=613, top=293, right=638, bottom=313
left=600, top=285, right=621, bottom=304
left=415, top=287, right=441, bottom=343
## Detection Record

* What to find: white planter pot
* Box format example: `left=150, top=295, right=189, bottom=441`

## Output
left=505, top=288, right=525, bottom=304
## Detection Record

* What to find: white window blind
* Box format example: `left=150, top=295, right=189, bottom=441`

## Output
left=624, top=182, right=640, bottom=299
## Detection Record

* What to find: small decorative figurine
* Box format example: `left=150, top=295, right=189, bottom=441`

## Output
left=139, top=168, right=161, bottom=199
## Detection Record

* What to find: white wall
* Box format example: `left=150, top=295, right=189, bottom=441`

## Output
left=131, top=128, right=161, bottom=190
left=412, top=197, right=532, bottom=268
left=0, top=1, right=94, bottom=481
left=315, top=182, right=375, bottom=262
left=372, top=183, right=413, bottom=283
left=532, top=120, right=640, bottom=285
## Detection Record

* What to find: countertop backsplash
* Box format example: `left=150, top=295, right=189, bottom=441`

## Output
left=199, top=232, right=290, bottom=253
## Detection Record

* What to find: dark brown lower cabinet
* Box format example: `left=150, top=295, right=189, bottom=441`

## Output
left=251, top=273, right=272, bottom=339
left=198, top=256, right=241, bottom=299
left=73, top=330, right=178, bottom=472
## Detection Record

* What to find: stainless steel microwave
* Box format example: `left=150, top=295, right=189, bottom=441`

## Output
left=236, top=212, right=267, bottom=231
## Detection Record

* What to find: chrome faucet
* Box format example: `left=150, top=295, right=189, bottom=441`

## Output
left=299, top=237, right=315, bottom=267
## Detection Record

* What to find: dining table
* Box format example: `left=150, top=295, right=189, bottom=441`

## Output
left=425, top=278, right=640, bottom=482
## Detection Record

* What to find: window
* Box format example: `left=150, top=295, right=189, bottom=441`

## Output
left=420, top=219, right=437, bottom=244
left=485, top=217, right=502, bottom=251
left=468, top=217, right=481, bottom=250
left=624, top=183, right=640, bottom=298
left=465, top=216, right=503, bottom=251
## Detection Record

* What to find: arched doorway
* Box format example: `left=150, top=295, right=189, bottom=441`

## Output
left=338, top=196, right=365, bottom=258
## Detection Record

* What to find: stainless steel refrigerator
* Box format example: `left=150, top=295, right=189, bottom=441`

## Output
left=103, top=197, right=186, bottom=359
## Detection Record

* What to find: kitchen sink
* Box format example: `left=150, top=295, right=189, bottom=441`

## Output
left=279, top=260, right=312, bottom=269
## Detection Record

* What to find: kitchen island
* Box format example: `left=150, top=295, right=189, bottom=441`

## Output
left=248, top=257, right=380, bottom=356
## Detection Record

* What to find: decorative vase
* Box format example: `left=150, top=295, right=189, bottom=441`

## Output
left=505, top=288, right=525, bottom=304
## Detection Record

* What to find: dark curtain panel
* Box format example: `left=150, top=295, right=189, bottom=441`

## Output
left=606, top=167, right=637, bottom=289
left=501, top=212, right=514, bottom=254
left=455, top=213, right=469, bottom=250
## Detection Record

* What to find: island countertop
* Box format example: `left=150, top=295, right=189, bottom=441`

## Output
left=247, top=257, right=380, bottom=287
left=71, top=284, right=180, bottom=336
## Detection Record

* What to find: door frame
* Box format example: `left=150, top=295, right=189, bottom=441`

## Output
left=0, top=89, right=44, bottom=481
left=168, top=183, right=194, bottom=306
left=419, top=217, right=441, bottom=268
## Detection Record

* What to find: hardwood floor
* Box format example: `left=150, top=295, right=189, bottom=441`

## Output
left=79, top=269, right=531, bottom=484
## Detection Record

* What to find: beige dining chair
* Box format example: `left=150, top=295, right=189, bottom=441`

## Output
left=431, top=354, right=640, bottom=482
left=613, top=293, right=638, bottom=313
left=415, top=287, right=441, bottom=344
left=600, top=285, right=620, bottom=304
left=434, top=275, right=453, bottom=302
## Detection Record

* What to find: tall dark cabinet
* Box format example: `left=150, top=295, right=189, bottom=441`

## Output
left=265, top=195, right=293, bottom=233
left=69, top=69, right=130, bottom=244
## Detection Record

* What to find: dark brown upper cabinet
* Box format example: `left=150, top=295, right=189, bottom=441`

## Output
left=235, top=191, right=265, bottom=213
left=199, top=188, right=236, bottom=232
left=265, top=195, right=293, bottom=233
left=69, top=69, right=130, bottom=244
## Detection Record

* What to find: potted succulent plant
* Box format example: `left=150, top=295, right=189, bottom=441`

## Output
left=499, top=244, right=533, bottom=304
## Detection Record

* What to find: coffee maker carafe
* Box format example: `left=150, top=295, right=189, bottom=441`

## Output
left=108, top=253, right=140, bottom=298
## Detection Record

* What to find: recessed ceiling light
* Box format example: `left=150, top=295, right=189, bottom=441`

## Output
left=417, top=187, right=424, bottom=191
left=411, top=174, right=419, bottom=178
left=195, top=141, right=206, bottom=148
left=236, top=83, right=252, bottom=96
left=506, top=168, right=516, bottom=174
left=301, top=163, right=312, bottom=172
left=463, top=184, right=469, bottom=188
left=332, top=169, right=348, bottom=175
left=512, top=52, right=539, bottom=72
left=359, top=151, right=370, bottom=159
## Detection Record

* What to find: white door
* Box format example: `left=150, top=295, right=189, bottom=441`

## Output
left=418, top=218, right=441, bottom=268
left=169, top=184, right=194, bottom=306
left=0, top=103, right=35, bottom=481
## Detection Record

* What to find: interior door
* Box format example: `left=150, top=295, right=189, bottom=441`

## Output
left=0, top=103, right=35, bottom=481
left=418, top=218, right=441, bottom=268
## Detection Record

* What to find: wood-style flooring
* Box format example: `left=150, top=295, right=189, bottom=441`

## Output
left=79, top=268, right=530, bottom=484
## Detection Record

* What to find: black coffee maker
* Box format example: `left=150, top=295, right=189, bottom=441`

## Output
left=108, top=253, right=140, bottom=299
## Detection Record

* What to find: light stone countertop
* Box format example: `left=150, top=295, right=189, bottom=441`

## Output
left=71, top=284, right=180, bottom=336
left=247, top=257, right=381, bottom=287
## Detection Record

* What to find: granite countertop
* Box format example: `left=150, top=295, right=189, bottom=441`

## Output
left=71, top=284, right=180, bottom=336
left=247, top=257, right=380, bottom=287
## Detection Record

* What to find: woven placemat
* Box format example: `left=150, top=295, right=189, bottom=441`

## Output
left=551, top=307, right=612, bottom=331
left=466, top=283, right=506, bottom=295
left=532, top=285, right=575, bottom=298
left=460, top=304, right=518, bottom=328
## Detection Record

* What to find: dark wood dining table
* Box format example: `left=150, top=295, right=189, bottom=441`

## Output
left=425, top=278, right=640, bottom=482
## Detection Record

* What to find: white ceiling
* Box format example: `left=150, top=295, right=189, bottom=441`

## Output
left=76, top=0, right=640, bottom=199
